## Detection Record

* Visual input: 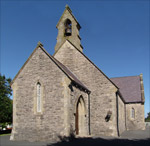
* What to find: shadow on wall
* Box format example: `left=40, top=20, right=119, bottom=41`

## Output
left=48, top=137, right=150, bottom=146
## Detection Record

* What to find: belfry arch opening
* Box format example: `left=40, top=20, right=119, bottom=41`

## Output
left=75, top=96, right=86, bottom=136
left=64, top=19, right=72, bottom=36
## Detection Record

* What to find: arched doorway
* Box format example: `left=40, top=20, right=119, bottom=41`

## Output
left=75, top=96, right=86, bottom=136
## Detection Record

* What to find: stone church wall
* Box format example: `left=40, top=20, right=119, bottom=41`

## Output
left=126, top=103, right=145, bottom=130
left=68, top=85, right=89, bottom=136
left=54, top=41, right=118, bottom=136
left=60, top=77, right=89, bottom=137
left=11, top=47, right=70, bottom=142
left=118, top=95, right=126, bottom=135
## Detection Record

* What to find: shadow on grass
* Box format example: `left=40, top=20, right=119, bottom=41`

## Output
left=47, top=137, right=150, bottom=146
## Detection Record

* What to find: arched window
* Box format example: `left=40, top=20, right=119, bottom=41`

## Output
left=131, top=108, right=135, bottom=119
left=37, top=82, right=41, bottom=112
left=64, top=19, right=72, bottom=36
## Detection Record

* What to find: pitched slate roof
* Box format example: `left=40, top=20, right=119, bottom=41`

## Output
left=51, top=56, right=90, bottom=93
left=111, top=76, right=142, bottom=103
left=11, top=42, right=90, bottom=93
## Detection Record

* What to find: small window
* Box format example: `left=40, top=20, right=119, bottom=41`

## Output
left=131, top=108, right=135, bottom=119
left=37, top=82, right=41, bottom=112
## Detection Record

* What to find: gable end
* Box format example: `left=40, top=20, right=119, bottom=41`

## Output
left=54, top=39, right=119, bottom=90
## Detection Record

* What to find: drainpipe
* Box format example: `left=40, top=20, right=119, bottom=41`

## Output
left=88, top=92, right=91, bottom=135
left=116, top=92, right=120, bottom=137
left=124, top=104, right=127, bottom=130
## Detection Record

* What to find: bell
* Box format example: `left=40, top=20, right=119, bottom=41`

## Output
left=66, top=28, right=71, bottom=33
left=65, top=28, right=71, bottom=36
left=65, top=24, right=72, bottom=36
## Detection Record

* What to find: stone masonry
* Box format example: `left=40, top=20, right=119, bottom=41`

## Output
left=11, top=5, right=145, bottom=142
left=54, top=40, right=119, bottom=136
left=126, top=103, right=145, bottom=130
left=11, top=45, right=89, bottom=142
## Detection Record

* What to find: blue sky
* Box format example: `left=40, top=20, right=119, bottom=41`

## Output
left=0, top=0, right=149, bottom=117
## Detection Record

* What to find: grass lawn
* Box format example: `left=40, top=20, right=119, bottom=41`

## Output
left=0, top=133, right=11, bottom=136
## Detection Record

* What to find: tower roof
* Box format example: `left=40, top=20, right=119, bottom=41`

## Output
left=56, top=5, right=81, bottom=29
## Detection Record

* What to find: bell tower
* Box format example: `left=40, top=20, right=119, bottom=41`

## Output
left=55, top=5, right=83, bottom=53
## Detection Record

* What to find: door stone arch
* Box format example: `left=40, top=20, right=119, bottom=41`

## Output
left=75, top=96, right=86, bottom=136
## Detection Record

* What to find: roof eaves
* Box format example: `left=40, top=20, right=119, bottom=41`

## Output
left=51, top=55, right=90, bottom=93
left=117, top=90, right=126, bottom=103
left=71, top=80, right=91, bottom=94
left=125, top=101, right=143, bottom=104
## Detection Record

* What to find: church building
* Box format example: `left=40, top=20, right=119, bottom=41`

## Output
left=10, top=5, right=145, bottom=142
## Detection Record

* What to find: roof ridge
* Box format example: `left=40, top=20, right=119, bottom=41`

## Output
left=110, top=75, right=140, bottom=79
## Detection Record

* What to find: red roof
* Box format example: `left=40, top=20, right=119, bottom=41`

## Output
left=111, top=76, right=142, bottom=103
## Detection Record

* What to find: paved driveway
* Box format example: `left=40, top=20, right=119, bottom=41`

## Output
left=0, top=135, right=48, bottom=146
left=120, top=128, right=150, bottom=139
left=0, top=129, right=150, bottom=146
